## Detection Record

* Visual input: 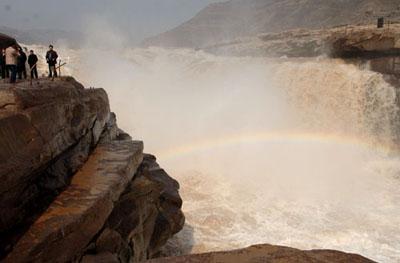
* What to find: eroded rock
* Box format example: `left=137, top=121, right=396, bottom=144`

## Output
left=4, top=134, right=144, bottom=263
left=80, top=154, right=185, bottom=263
left=148, top=244, right=376, bottom=263
left=0, top=78, right=111, bottom=256
left=1, top=78, right=185, bottom=263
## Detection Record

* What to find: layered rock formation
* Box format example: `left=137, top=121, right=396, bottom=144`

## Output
left=148, top=244, right=376, bottom=263
left=0, top=78, right=109, bottom=238
left=204, top=24, right=400, bottom=87
left=143, top=0, right=400, bottom=86
left=0, top=78, right=184, bottom=262
left=203, top=24, right=400, bottom=57
left=143, top=0, right=400, bottom=48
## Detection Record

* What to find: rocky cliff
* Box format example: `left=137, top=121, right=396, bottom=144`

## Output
left=204, top=23, right=400, bottom=84
left=0, top=77, right=184, bottom=262
left=205, top=23, right=400, bottom=57
left=143, top=0, right=400, bottom=48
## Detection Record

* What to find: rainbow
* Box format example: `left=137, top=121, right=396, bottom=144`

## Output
left=157, top=131, right=394, bottom=161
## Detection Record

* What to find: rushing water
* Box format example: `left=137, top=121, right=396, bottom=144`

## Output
left=32, top=46, right=400, bottom=262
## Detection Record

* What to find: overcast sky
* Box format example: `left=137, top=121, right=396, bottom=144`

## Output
left=0, top=0, right=223, bottom=42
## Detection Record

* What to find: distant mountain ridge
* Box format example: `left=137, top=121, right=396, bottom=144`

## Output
left=142, top=0, right=400, bottom=48
left=0, top=26, right=82, bottom=47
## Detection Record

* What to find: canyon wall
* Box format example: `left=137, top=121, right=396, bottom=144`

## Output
left=143, top=0, right=400, bottom=49
left=204, top=24, right=400, bottom=88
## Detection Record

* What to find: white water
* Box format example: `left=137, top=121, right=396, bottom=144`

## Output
left=34, top=46, right=400, bottom=262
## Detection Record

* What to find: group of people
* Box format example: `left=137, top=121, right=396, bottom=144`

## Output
left=0, top=45, right=59, bottom=83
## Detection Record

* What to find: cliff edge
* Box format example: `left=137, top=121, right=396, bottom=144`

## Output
left=0, top=78, right=185, bottom=262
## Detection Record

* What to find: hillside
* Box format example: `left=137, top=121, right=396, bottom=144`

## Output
left=143, top=0, right=400, bottom=48
left=0, top=26, right=82, bottom=47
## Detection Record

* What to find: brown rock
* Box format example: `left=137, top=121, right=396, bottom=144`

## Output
left=148, top=244, right=376, bottom=263
left=96, top=228, right=123, bottom=254
left=82, top=154, right=185, bottom=263
left=0, top=79, right=184, bottom=263
left=328, top=26, right=400, bottom=57
left=0, top=78, right=110, bottom=238
left=81, top=252, right=119, bottom=263
left=204, top=24, right=400, bottom=59
left=4, top=138, right=144, bottom=263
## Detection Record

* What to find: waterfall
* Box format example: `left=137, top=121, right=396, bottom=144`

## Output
left=43, top=46, right=400, bottom=262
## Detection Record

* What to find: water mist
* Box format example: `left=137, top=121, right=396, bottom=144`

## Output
left=41, top=30, right=400, bottom=262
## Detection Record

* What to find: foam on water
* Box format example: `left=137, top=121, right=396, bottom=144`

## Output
left=163, top=138, right=400, bottom=262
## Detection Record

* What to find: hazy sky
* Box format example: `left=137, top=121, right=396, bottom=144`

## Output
left=0, top=0, right=223, bottom=42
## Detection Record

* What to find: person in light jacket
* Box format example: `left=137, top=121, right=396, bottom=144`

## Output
left=5, top=45, right=19, bottom=83
left=2, top=49, right=9, bottom=78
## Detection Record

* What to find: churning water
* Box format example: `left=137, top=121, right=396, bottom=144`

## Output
left=65, top=47, right=400, bottom=262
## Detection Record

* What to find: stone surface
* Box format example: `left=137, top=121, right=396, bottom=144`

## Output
left=81, top=252, right=120, bottom=263
left=204, top=24, right=400, bottom=58
left=148, top=244, right=376, bottom=263
left=328, top=25, right=400, bottom=57
left=0, top=77, right=111, bottom=255
left=0, top=78, right=185, bottom=263
left=4, top=137, right=144, bottom=263
left=81, top=154, right=185, bottom=263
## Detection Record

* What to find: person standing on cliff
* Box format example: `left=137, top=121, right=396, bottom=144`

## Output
left=2, top=49, right=9, bottom=79
left=28, top=50, right=38, bottom=79
left=5, top=45, right=19, bottom=83
left=17, top=47, right=27, bottom=80
left=46, top=45, right=58, bottom=78
left=0, top=49, right=5, bottom=79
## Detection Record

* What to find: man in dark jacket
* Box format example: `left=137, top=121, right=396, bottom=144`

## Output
left=28, top=50, right=38, bottom=79
left=0, top=49, right=4, bottom=79
left=0, top=49, right=8, bottom=79
left=46, top=45, right=58, bottom=78
left=17, top=47, right=27, bottom=79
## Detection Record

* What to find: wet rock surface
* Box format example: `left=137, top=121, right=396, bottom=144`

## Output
left=0, top=78, right=185, bottom=262
left=0, top=78, right=110, bottom=255
left=148, top=244, right=376, bottom=263
left=80, top=154, right=184, bottom=263
left=4, top=136, right=144, bottom=263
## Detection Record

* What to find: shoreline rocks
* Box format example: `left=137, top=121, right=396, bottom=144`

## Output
left=148, top=244, right=376, bottom=263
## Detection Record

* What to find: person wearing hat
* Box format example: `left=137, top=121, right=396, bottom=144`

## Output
left=46, top=44, right=58, bottom=78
